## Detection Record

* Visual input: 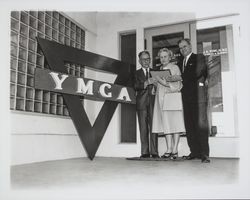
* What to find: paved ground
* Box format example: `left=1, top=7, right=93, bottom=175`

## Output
left=10, top=157, right=239, bottom=199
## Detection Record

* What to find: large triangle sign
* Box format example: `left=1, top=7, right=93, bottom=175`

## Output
left=36, top=37, right=136, bottom=160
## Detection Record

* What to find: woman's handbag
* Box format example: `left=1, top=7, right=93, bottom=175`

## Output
left=163, top=92, right=182, bottom=110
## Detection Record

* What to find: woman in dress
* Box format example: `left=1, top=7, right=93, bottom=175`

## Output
left=152, top=48, right=185, bottom=160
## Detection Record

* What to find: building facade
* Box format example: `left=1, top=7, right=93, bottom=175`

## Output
left=10, top=11, right=245, bottom=165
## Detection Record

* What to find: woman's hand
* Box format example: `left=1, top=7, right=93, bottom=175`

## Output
left=164, top=75, right=182, bottom=82
left=156, top=76, right=170, bottom=87
left=155, top=76, right=163, bottom=82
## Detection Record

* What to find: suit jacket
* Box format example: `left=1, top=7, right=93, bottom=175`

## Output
left=134, top=68, right=155, bottom=110
left=178, top=53, right=208, bottom=103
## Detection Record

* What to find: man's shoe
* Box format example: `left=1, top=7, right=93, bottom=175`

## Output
left=201, top=156, right=210, bottom=163
left=140, top=154, right=150, bottom=158
left=151, top=154, right=160, bottom=158
left=182, top=154, right=196, bottom=160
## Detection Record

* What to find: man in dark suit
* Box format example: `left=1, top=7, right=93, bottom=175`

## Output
left=177, top=39, right=210, bottom=163
left=134, top=51, right=159, bottom=158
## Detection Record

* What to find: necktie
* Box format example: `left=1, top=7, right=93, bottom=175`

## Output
left=182, top=57, right=187, bottom=73
left=146, top=69, right=149, bottom=79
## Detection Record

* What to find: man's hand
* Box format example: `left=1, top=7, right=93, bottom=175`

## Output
left=148, top=77, right=156, bottom=84
left=205, top=78, right=209, bottom=87
left=144, top=77, right=156, bottom=88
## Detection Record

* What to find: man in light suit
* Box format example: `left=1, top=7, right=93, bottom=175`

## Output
left=177, top=39, right=210, bottom=163
left=134, top=51, right=159, bottom=158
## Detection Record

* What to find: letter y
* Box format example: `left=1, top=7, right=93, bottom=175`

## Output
left=49, top=72, right=68, bottom=90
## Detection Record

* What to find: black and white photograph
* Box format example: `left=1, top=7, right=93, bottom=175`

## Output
left=0, top=0, right=250, bottom=199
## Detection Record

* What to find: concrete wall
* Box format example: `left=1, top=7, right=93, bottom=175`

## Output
left=10, top=9, right=246, bottom=165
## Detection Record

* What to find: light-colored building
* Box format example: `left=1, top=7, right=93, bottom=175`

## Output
left=9, top=10, right=245, bottom=164
left=1, top=0, right=250, bottom=199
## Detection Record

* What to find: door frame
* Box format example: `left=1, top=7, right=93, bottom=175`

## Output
left=144, top=22, right=196, bottom=67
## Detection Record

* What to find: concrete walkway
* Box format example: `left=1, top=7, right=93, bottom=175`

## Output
left=11, top=157, right=239, bottom=199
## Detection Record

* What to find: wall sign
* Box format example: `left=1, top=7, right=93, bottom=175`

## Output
left=35, top=37, right=136, bottom=160
left=35, top=68, right=135, bottom=104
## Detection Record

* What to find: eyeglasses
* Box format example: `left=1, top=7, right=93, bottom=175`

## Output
left=179, top=45, right=189, bottom=50
left=140, top=58, right=150, bottom=62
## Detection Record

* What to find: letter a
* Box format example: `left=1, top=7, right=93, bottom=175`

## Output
left=117, top=87, right=131, bottom=102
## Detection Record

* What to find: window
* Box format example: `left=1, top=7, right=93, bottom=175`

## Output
left=10, top=11, right=85, bottom=116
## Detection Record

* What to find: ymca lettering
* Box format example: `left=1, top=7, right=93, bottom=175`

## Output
left=35, top=68, right=135, bottom=104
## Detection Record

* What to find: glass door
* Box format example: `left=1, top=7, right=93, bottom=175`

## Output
left=145, top=23, right=192, bottom=69
left=196, top=22, right=237, bottom=137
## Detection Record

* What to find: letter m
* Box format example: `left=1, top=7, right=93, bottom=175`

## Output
left=76, top=78, right=94, bottom=95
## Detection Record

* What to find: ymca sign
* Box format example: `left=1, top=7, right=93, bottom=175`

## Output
left=35, top=38, right=136, bottom=160
left=35, top=68, right=135, bottom=104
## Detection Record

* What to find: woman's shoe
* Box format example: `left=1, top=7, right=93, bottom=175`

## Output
left=161, top=152, right=172, bottom=158
left=171, top=152, right=178, bottom=160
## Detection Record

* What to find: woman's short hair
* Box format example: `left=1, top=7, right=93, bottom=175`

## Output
left=157, top=48, right=173, bottom=59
